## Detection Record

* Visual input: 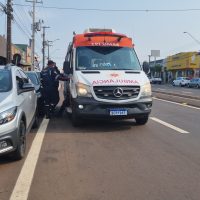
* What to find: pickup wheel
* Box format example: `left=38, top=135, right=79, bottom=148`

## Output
left=135, top=116, right=149, bottom=125
left=12, top=121, right=26, bottom=160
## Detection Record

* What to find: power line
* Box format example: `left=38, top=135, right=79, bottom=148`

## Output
left=18, top=0, right=32, bottom=24
left=13, top=11, right=42, bottom=56
left=13, top=19, right=41, bottom=54
left=0, top=2, right=6, bottom=13
left=0, top=1, right=6, bottom=34
left=15, top=3, right=32, bottom=27
left=16, top=1, right=43, bottom=52
left=13, top=7, right=43, bottom=46
left=12, top=4, right=200, bottom=12
left=13, top=10, right=32, bottom=36
left=13, top=18, right=31, bottom=39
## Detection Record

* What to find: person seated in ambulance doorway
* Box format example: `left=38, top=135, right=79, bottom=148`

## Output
left=40, top=60, right=69, bottom=119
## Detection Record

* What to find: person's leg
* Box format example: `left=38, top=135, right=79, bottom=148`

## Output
left=54, top=89, right=60, bottom=107
left=49, top=89, right=60, bottom=116
left=58, top=98, right=68, bottom=116
left=43, top=89, right=52, bottom=118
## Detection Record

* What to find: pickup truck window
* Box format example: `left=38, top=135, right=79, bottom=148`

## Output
left=0, top=69, right=12, bottom=92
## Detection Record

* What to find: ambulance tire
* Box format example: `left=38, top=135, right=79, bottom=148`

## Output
left=135, top=116, right=149, bottom=125
left=67, top=110, right=72, bottom=119
left=71, top=105, right=82, bottom=127
left=71, top=112, right=82, bottom=127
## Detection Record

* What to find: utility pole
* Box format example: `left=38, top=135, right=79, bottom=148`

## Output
left=42, top=26, right=50, bottom=69
left=32, top=0, right=35, bottom=70
left=46, top=40, right=52, bottom=61
left=46, top=39, right=59, bottom=62
left=6, top=0, right=13, bottom=64
left=26, top=0, right=42, bottom=70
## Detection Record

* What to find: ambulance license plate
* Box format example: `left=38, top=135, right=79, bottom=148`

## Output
left=109, top=109, right=128, bottom=116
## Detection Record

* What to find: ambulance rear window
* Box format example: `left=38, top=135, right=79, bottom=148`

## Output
left=76, top=46, right=141, bottom=71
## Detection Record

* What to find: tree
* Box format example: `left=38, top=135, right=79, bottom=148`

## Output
left=155, top=64, right=162, bottom=73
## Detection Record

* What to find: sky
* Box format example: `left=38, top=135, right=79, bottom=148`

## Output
left=1, top=0, right=200, bottom=69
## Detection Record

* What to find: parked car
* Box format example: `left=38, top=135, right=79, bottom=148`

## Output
left=26, top=71, right=44, bottom=116
left=187, top=78, right=200, bottom=88
left=0, top=65, right=38, bottom=160
left=150, top=77, right=162, bottom=84
left=172, top=77, right=190, bottom=87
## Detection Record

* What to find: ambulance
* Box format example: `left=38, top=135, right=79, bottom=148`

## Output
left=63, top=28, right=152, bottom=126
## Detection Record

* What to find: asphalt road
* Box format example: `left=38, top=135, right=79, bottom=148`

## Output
left=0, top=97, right=200, bottom=200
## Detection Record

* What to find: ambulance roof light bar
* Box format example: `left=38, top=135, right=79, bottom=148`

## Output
left=84, top=28, right=116, bottom=33
left=84, top=32, right=126, bottom=42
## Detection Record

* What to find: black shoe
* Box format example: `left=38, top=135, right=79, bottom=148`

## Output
left=55, top=111, right=62, bottom=118
left=45, top=114, right=51, bottom=119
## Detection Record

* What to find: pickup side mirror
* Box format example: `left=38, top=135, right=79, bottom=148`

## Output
left=18, top=79, right=24, bottom=89
left=63, top=61, right=71, bottom=74
left=22, top=83, right=35, bottom=92
left=143, top=65, right=150, bottom=74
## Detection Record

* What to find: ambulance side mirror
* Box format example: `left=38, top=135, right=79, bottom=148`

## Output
left=143, top=65, right=150, bottom=74
left=63, top=61, right=71, bottom=74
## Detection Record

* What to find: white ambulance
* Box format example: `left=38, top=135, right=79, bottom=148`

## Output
left=63, top=28, right=152, bottom=126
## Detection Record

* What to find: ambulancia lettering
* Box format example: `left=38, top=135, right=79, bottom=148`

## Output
left=92, top=79, right=139, bottom=85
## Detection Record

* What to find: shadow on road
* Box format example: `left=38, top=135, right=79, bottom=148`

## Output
left=46, top=111, right=144, bottom=135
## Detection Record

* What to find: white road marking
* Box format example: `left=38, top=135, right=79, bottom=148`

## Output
left=153, top=97, right=200, bottom=110
left=150, top=117, right=189, bottom=134
left=10, top=118, right=49, bottom=200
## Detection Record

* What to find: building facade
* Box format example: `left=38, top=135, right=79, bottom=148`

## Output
left=0, top=35, right=32, bottom=70
left=165, top=52, right=200, bottom=80
left=0, top=35, right=7, bottom=64
left=15, top=44, right=32, bottom=65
